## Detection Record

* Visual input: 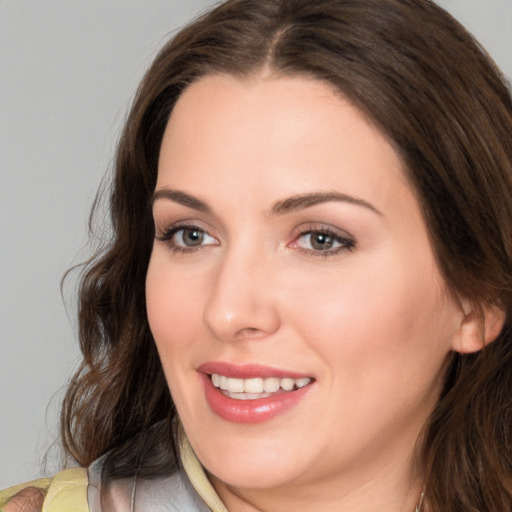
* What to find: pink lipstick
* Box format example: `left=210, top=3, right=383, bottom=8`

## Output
left=198, top=363, right=314, bottom=424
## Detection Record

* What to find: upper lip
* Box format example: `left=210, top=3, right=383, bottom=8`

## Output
left=198, top=362, right=313, bottom=380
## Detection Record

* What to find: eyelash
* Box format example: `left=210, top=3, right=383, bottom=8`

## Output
left=293, top=225, right=355, bottom=257
left=156, top=222, right=216, bottom=254
left=155, top=222, right=355, bottom=257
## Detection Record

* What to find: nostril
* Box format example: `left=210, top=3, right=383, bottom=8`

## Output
left=233, top=327, right=267, bottom=340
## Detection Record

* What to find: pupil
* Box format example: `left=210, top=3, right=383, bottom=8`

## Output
left=184, top=229, right=203, bottom=246
left=312, top=233, right=333, bottom=250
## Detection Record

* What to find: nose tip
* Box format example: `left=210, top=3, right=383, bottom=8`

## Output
left=203, top=261, right=280, bottom=342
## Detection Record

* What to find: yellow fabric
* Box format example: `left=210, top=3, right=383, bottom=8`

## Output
left=42, top=468, right=88, bottom=512
left=178, top=425, right=229, bottom=512
left=0, top=468, right=88, bottom=512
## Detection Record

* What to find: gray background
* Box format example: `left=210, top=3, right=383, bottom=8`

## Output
left=1, top=0, right=511, bottom=488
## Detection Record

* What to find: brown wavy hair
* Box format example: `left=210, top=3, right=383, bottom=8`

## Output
left=61, top=0, right=512, bottom=509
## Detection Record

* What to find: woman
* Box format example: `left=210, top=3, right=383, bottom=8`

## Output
left=2, top=0, right=512, bottom=510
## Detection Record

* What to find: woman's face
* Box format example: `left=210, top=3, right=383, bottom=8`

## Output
left=146, top=74, right=463, bottom=494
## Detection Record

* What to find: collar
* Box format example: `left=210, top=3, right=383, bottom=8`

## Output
left=178, top=424, right=229, bottom=512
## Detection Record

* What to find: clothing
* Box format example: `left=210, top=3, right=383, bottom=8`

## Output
left=0, top=468, right=88, bottom=512
left=0, top=433, right=228, bottom=512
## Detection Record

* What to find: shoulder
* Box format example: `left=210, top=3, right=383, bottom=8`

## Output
left=90, top=466, right=211, bottom=512
left=0, top=468, right=88, bottom=512
left=1, top=461, right=211, bottom=512
left=1, top=486, right=46, bottom=512
left=1, top=479, right=51, bottom=509
left=87, top=444, right=211, bottom=512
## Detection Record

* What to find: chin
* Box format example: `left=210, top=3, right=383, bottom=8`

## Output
left=206, top=457, right=305, bottom=490
left=189, top=425, right=313, bottom=489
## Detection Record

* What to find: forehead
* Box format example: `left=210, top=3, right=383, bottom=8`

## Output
left=157, top=73, right=414, bottom=218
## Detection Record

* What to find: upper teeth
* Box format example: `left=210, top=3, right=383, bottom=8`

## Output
left=211, top=374, right=312, bottom=394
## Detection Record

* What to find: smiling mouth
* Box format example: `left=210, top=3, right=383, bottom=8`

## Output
left=210, top=374, right=313, bottom=400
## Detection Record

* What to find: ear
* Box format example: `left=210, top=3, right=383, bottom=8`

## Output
left=453, top=301, right=506, bottom=354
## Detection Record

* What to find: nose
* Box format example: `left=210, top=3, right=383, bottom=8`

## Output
left=203, top=249, right=281, bottom=342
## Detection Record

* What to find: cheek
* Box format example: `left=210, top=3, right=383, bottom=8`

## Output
left=288, top=251, right=456, bottom=387
left=145, top=253, right=206, bottom=372
left=286, top=256, right=457, bottom=450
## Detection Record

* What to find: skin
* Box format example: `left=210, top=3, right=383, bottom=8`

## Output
left=4, top=487, right=45, bottom=512
left=146, top=73, right=477, bottom=512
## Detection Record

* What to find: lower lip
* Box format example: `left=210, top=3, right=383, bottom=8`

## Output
left=200, top=373, right=313, bottom=424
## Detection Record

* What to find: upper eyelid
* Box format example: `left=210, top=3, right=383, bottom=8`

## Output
left=291, top=222, right=354, bottom=240
left=155, top=219, right=214, bottom=235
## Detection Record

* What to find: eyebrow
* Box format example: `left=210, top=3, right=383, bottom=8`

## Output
left=151, top=188, right=211, bottom=213
left=270, top=191, right=382, bottom=216
left=151, top=188, right=382, bottom=217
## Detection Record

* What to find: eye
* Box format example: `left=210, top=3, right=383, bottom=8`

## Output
left=174, top=227, right=212, bottom=247
left=293, top=226, right=355, bottom=256
left=156, top=224, right=218, bottom=253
